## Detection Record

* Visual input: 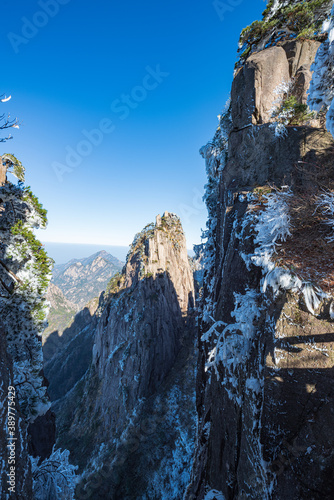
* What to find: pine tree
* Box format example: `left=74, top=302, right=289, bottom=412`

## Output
left=0, top=94, right=53, bottom=421
left=238, top=0, right=332, bottom=66
left=0, top=95, right=22, bottom=184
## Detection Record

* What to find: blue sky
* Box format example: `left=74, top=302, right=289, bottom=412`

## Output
left=1, top=0, right=265, bottom=249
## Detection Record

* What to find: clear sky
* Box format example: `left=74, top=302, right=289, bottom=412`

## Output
left=1, top=0, right=265, bottom=249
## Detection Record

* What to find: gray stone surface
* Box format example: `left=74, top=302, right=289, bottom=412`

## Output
left=54, top=213, right=196, bottom=499
left=186, top=40, right=334, bottom=500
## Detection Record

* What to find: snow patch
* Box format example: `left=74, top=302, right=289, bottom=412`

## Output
left=204, top=490, right=225, bottom=500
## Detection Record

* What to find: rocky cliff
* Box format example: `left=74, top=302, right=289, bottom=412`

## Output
left=53, top=212, right=197, bottom=499
left=0, top=182, right=78, bottom=498
left=186, top=4, right=334, bottom=500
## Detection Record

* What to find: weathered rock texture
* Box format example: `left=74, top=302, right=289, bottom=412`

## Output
left=43, top=300, right=98, bottom=401
left=0, top=325, right=33, bottom=499
left=232, top=40, right=320, bottom=128
left=54, top=212, right=196, bottom=499
left=186, top=40, right=334, bottom=500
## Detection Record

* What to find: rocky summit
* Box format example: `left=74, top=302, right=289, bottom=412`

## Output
left=53, top=212, right=197, bottom=499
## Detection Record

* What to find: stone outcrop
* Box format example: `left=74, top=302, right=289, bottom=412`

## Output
left=54, top=212, right=196, bottom=499
left=186, top=39, right=334, bottom=500
left=231, top=40, right=320, bottom=128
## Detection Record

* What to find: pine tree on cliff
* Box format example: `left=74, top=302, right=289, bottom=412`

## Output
left=238, top=0, right=332, bottom=66
left=0, top=95, right=22, bottom=185
left=0, top=95, right=53, bottom=420
left=0, top=95, right=77, bottom=498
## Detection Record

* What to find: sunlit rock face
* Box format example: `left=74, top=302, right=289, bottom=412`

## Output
left=92, top=212, right=195, bottom=436
left=54, top=212, right=197, bottom=499
left=186, top=37, right=334, bottom=500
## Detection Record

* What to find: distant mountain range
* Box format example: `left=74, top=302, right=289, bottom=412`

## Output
left=42, top=251, right=124, bottom=357
left=42, top=242, right=130, bottom=265
left=51, top=250, right=124, bottom=308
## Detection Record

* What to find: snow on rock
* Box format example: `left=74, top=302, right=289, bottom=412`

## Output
left=0, top=183, right=53, bottom=422
left=316, top=190, right=334, bottom=241
left=309, top=2, right=334, bottom=136
left=204, top=490, right=225, bottom=500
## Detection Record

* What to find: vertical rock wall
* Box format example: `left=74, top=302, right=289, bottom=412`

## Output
left=186, top=40, right=334, bottom=500
left=55, top=212, right=197, bottom=499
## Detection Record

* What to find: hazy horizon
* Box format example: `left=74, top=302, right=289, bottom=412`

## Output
left=42, top=242, right=130, bottom=265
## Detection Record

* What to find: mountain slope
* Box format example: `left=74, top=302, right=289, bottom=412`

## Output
left=44, top=283, right=78, bottom=338
left=52, top=250, right=123, bottom=308
left=42, top=251, right=124, bottom=360
left=53, top=212, right=197, bottom=499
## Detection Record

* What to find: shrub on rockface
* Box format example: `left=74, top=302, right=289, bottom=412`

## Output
left=238, top=0, right=332, bottom=66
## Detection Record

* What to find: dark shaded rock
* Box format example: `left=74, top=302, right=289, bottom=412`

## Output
left=0, top=325, right=33, bottom=499
left=27, top=409, right=56, bottom=460
left=226, top=125, right=334, bottom=191
left=44, top=314, right=96, bottom=401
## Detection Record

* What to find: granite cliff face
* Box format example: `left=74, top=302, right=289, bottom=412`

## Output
left=186, top=35, right=334, bottom=500
left=54, top=212, right=197, bottom=499
left=43, top=297, right=99, bottom=402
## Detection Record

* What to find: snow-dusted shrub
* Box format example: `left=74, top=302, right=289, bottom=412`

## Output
left=316, top=190, right=334, bottom=241
left=308, top=3, right=334, bottom=137
left=203, top=288, right=262, bottom=404
left=301, top=282, right=328, bottom=315
left=140, top=385, right=196, bottom=500
left=31, top=447, right=78, bottom=500
left=238, top=0, right=331, bottom=66
left=271, top=80, right=315, bottom=138
left=262, top=267, right=302, bottom=296
left=200, top=101, right=231, bottom=322
left=200, top=103, right=230, bottom=180
left=244, top=188, right=330, bottom=315
left=246, top=189, right=292, bottom=273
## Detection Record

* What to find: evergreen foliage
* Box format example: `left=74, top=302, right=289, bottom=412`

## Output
left=238, top=0, right=332, bottom=66
left=1, top=153, right=25, bottom=182
left=23, top=187, right=48, bottom=227
left=0, top=182, right=53, bottom=421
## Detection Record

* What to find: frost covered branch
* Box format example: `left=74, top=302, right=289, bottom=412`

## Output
left=308, top=3, right=334, bottom=137
left=32, top=447, right=78, bottom=500
left=316, top=190, right=334, bottom=240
